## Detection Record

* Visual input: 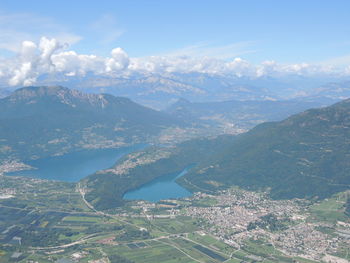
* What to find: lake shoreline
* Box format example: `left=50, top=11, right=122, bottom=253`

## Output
left=6, top=144, right=146, bottom=182
left=123, top=166, right=193, bottom=202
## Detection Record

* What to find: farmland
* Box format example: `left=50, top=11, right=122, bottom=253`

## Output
left=0, top=175, right=349, bottom=263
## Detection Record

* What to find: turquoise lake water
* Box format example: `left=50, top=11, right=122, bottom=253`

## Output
left=8, top=145, right=143, bottom=182
left=123, top=167, right=192, bottom=202
left=8, top=145, right=193, bottom=201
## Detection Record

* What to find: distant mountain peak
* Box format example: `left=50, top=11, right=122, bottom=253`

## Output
left=8, top=86, right=113, bottom=109
left=10, top=86, right=80, bottom=101
left=11, top=86, right=68, bottom=98
left=0, top=85, right=184, bottom=161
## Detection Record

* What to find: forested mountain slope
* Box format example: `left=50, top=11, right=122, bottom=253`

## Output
left=0, top=86, right=184, bottom=161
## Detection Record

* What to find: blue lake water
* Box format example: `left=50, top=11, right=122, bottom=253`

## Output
left=123, top=167, right=192, bottom=202
left=7, top=145, right=143, bottom=182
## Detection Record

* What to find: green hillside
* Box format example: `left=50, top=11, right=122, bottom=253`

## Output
left=83, top=136, right=232, bottom=210
left=85, top=98, right=350, bottom=210
left=182, top=98, right=350, bottom=199
left=0, top=86, right=184, bottom=161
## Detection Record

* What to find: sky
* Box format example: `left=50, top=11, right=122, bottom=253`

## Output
left=0, top=0, right=350, bottom=87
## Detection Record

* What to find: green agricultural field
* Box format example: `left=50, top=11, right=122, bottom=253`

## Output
left=309, top=192, right=349, bottom=223
left=62, top=215, right=103, bottom=223
left=242, top=239, right=282, bottom=257
left=292, top=257, right=320, bottom=263
left=334, top=242, right=350, bottom=261
left=1, top=174, right=349, bottom=263
left=192, top=197, right=218, bottom=207
left=187, top=233, right=235, bottom=255
left=104, top=242, right=197, bottom=263
left=158, top=238, right=221, bottom=263
left=150, top=216, right=199, bottom=234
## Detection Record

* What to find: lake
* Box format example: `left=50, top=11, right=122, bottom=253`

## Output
left=123, top=167, right=192, bottom=202
left=7, top=145, right=143, bottom=182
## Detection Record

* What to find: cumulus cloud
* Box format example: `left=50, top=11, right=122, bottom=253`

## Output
left=0, top=37, right=132, bottom=86
left=9, top=41, right=39, bottom=86
left=105, top=48, right=130, bottom=72
left=256, top=60, right=338, bottom=77
left=39, top=37, right=62, bottom=65
left=0, top=37, right=349, bottom=87
left=8, top=37, right=65, bottom=86
left=52, top=51, right=105, bottom=76
left=129, top=56, right=255, bottom=76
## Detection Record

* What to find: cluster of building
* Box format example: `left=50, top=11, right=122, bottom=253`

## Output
left=186, top=189, right=300, bottom=241
left=0, top=187, right=16, bottom=199
left=0, top=175, right=48, bottom=200
left=99, top=149, right=171, bottom=176
left=184, top=189, right=350, bottom=261
left=271, top=223, right=336, bottom=258
left=0, top=160, right=33, bottom=175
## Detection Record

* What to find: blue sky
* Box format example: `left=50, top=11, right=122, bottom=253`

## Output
left=1, top=0, right=350, bottom=64
left=1, top=0, right=350, bottom=88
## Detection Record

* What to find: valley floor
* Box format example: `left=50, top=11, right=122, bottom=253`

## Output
left=0, top=175, right=349, bottom=263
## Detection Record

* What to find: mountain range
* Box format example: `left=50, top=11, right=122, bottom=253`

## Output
left=0, top=85, right=334, bottom=162
left=84, top=98, right=350, bottom=209
left=2, top=85, right=350, bottom=209
left=35, top=72, right=348, bottom=109
left=0, top=86, right=183, bottom=161
left=166, top=98, right=327, bottom=132
left=180, top=98, right=350, bottom=199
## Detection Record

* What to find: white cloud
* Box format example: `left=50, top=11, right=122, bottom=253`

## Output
left=256, top=61, right=338, bottom=77
left=52, top=51, right=103, bottom=76
left=0, top=37, right=350, bottom=87
left=39, top=37, right=62, bottom=64
left=20, top=41, right=38, bottom=61
left=0, top=37, right=131, bottom=86
left=9, top=62, right=33, bottom=86
left=129, top=56, right=254, bottom=76
left=105, top=48, right=129, bottom=72
left=8, top=37, right=63, bottom=86
left=226, top=58, right=255, bottom=77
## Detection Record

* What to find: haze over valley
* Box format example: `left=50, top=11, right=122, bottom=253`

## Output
left=0, top=1, right=350, bottom=263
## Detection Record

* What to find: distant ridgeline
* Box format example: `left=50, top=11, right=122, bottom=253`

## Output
left=0, top=86, right=184, bottom=161
left=84, top=98, right=350, bottom=210
left=166, top=97, right=327, bottom=131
